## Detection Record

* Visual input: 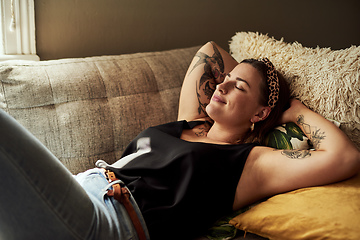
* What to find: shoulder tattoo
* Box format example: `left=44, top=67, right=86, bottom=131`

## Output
left=194, top=121, right=211, bottom=137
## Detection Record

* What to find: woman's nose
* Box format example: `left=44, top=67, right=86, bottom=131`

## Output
left=217, top=82, right=228, bottom=94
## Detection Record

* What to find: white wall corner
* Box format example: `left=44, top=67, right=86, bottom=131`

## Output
left=0, top=0, right=39, bottom=61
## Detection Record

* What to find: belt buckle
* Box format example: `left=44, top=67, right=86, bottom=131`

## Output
left=103, top=169, right=129, bottom=201
left=104, top=169, right=117, bottom=182
left=102, top=169, right=147, bottom=240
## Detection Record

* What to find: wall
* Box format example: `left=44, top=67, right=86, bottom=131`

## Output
left=34, top=0, right=360, bottom=60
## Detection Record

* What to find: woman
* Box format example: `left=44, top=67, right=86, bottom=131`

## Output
left=0, top=42, right=359, bottom=240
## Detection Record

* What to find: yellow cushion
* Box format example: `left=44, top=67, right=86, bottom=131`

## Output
left=230, top=174, right=360, bottom=240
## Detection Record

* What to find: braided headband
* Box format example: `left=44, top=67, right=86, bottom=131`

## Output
left=259, top=58, right=280, bottom=109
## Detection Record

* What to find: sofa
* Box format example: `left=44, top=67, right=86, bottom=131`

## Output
left=1, top=32, right=359, bottom=240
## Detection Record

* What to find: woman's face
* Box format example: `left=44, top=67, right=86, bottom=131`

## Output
left=206, top=63, right=266, bottom=127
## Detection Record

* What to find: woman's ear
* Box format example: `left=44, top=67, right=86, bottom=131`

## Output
left=255, top=106, right=271, bottom=122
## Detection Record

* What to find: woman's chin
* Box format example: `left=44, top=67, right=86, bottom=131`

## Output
left=205, top=105, right=215, bottom=118
left=206, top=108, right=221, bottom=122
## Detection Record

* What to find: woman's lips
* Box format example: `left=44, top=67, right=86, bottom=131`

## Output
left=212, top=95, right=226, bottom=104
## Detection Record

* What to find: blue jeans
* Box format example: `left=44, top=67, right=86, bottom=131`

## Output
left=0, top=110, right=149, bottom=240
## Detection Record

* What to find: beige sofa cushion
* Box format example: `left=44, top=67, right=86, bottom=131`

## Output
left=0, top=47, right=199, bottom=173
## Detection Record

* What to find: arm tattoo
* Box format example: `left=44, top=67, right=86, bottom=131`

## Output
left=190, top=43, right=226, bottom=115
left=281, top=149, right=311, bottom=159
left=296, top=114, right=326, bottom=149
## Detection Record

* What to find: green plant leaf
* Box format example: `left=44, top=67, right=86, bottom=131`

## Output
left=285, top=122, right=306, bottom=141
left=206, top=224, right=238, bottom=240
left=265, top=129, right=293, bottom=149
left=205, top=207, right=251, bottom=240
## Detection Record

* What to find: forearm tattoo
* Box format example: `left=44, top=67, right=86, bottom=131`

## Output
left=280, top=114, right=326, bottom=159
left=190, top=43, right=226, bottom=115
left=296, top=114, right=326, bottom=150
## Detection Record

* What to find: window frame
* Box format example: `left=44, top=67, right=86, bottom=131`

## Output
left=0, top=0, right=39, bottom=61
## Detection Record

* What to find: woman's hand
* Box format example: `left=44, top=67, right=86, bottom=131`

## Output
left=279, top=98, right=307, bottom=124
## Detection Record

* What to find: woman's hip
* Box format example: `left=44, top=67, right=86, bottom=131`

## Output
left=75, top=168, right=150, bottom=240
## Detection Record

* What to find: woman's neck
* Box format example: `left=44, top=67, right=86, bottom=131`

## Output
left=206, top=122, right=248, bottom=144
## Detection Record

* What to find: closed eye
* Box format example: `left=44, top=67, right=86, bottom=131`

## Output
left=227, top=73, right=250, bottom=91
left=235, top=86, right=245, bottom=91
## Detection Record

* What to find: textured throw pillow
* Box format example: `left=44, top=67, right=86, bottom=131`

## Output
left=228, top=32, right=360, bottom=240
left=229, top=31, right=360, bottom=150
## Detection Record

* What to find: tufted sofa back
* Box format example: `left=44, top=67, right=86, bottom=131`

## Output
left=0, top=46, right=199, bottom=173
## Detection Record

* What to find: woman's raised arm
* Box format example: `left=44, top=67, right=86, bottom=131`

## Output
left=177, top=41, right=238, bottom=122
left=257, top=99, right=360, bottom=198
left=234, top=99, right=360, bottom=210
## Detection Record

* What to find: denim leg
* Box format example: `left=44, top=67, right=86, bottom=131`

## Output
left=0, top=110, right=96, bottom=239
left=0, top=110, right=147, bottom=240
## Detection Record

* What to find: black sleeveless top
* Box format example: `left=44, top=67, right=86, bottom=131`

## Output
left=107, top=121, right=258, bottom=239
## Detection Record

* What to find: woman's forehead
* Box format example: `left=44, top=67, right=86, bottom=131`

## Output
left=230, top=63, right=263, bottom=83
